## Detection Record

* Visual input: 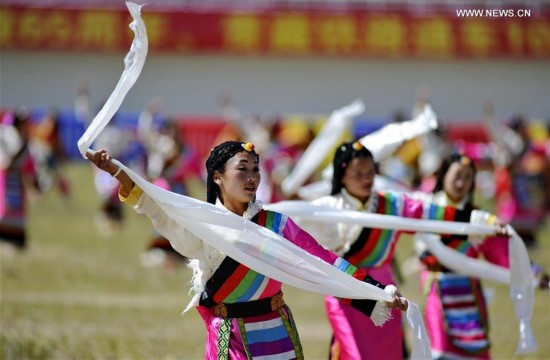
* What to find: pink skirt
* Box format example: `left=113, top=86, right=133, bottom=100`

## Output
left=421, top=270, right=490, bottom=359
left=326, top=263, right=403, bottom=360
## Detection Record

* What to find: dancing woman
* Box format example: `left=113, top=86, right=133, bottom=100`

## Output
left=86, top=141, right=409, bottom=359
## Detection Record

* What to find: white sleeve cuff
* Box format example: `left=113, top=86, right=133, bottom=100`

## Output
left=370, top=285, right=396, bottom=327
left=468, top=210, right=498, bottom=244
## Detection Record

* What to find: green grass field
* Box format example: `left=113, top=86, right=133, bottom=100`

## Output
left=1, top=162, right=549, bottom=359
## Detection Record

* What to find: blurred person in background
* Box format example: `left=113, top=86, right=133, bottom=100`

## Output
left=501, top=115, right=547, bottom=247
left=378, top=110, right=423, bottom=188
left=29, top=106, right=72, bottom=201
left=212, top=92, right=245, bottom=144
left=0, top=106, right=39, bottom=254
left=86, top=141, right=409, bottom=359
left=262, top=119, right=315, bottom=202
left=484, top=104, right=548, bottom=247
left=294, top=141, right=507, bottom=360
left=74, top=80, right=92, bottom=126
left=378, top=87, right=439, bottom=190
left=91, top=117, right=131, bottom=237
left=137, top=103, right=203, bottom=269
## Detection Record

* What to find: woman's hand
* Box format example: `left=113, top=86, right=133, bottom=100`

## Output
left=538, top=272, right=550, bottom=290
left=494, top=220, right=510, bottom=237
left=386, top=290, right=409, bottom=311
left=86, top=149, right=134, bottom=196
left=86, top=149, right=119, bottom=176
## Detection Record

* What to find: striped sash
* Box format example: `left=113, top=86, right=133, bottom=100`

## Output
left=343, top=194, right=399, bottom=268
left=201, top=209, right=304, bottom=359
left=436, top=273, right=490, bottom=355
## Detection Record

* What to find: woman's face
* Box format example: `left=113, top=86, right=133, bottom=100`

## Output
left=216, top=151, right=261, bottom=207
left=341, top=156, right=375, bottom=203
left=443, top=162, right=474, bottom=202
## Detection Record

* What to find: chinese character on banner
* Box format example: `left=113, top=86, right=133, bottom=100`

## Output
left=413, top=17, right=453, bottom=58
left=527, top=20, right=550, bottom=57
left=0, top=8, right=15, bottom=47
left=506, top=21, right=524, bottom=55
left=316, top=15, right=357, bottom=54
left=460, top=19, right=495, bottom=56
left=363, top=15, right=405, bottom=56
left=269, top=14, right=311, bottom=54
left=142, top=13, right=168, bottom=51
left=43, top=11, right=73, bottom=49
left=78, top=11, right=119, bottom=50
left=19, top=10, right=43, bottom=46
left=223, top=14, right=262, bottom=52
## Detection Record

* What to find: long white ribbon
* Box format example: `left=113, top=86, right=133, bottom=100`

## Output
left=280, top=99, right=365, bottom=196
left=506, top=226, right=537, bottom=354
left=113, top=161, right=431, bottom=358
left=418, top=230, right=536, bottom=354
left=265, top=200, right=496, bottom=236
left=295, top=105, right=437, bottom=200
left=266, top=200, right=536, bottom=355
left=417, top=229, right=536, bottom=354
left=359, top=104, right=437, bottom=162
left=77, top=2, right=148, bottom=157
left=297, top=174, right=412, bottom=201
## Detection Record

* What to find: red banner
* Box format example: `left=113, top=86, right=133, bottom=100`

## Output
left=1, top=5, right=549, bottom=58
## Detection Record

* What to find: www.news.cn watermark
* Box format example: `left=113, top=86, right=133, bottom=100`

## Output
left=456, top=9, right=531, bottom=17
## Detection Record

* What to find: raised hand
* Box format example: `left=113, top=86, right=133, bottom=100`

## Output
left=86, top=149, right=119, bottom=176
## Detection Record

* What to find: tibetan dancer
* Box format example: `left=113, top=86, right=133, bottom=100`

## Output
left=410, top=152, right=548, bottom=359
left=280, top=142, right=508, bottom=360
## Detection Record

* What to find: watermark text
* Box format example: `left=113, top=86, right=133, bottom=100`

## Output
left=456, top=9, right=531, bottom=18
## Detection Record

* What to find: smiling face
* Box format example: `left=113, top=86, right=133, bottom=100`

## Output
left=443, top=162, right=474, bottom=203
left=214, top=151, right=261, bottom=214
left=341, top=156, right=376, bottom=203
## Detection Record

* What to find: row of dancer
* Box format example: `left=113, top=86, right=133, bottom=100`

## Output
left=5, top=95, right=550, bottom=358
left=85, top=126, right=547, bottom=360
left=288, top=142, right=549, bottom=359
left=273, top=100, right=549, bottom=359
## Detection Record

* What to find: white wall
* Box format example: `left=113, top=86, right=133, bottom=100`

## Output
left=1, top=51, right=549, bottom=120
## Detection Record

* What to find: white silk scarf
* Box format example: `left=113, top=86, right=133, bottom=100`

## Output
left=281, top=99, right=365, bottom=196
left=265, top=201, right=537, bottom=355
left=77, top=2, right=148, bottom=157
left=295, top=104, right=437, bottom=200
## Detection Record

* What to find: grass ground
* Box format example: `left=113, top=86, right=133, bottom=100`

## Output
left=1, top=162, right=549, bottom=359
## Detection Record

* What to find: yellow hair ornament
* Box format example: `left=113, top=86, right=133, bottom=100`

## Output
left=242, top=142, right=255, bottom=152
left=460, top=156, right=471, bottom=165
left=352, top=141, right=363, bottom=151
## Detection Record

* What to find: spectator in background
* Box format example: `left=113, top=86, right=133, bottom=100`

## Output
left=486, top=108, right=547, bottom=247
left=505, top=115, right=547, bottom=247
left=91, top=116, right=130, bottom=237
left=138, top=106, right=203, bottom=269
left=30, top=106, right=71, bottom=201
left=0, top=106, right=39, bottom=253
left=262, top=119, right=314, bottom=202
left=212, top=92, right=245, bottom=144
left=74, top=80, right=92, bottom=125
